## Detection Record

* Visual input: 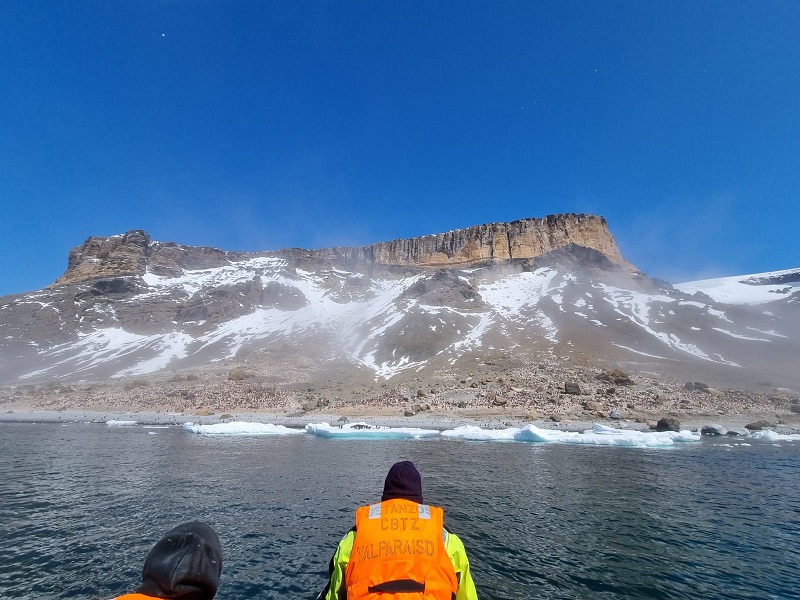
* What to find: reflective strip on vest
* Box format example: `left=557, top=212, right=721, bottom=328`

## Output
left=368, top=503, right=432, bottom=520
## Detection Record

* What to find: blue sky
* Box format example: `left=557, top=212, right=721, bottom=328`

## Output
left=2, top=1, right=798, bottom=296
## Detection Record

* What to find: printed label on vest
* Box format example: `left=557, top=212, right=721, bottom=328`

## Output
left=381, top=502, right=428, bottom=515
left=380, top=516, right=422, bottom=531
left=368, top=503, right=382, bottom=519
left=355, top=538, right=437, bottom=561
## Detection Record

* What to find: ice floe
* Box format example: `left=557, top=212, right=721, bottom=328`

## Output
left=302, top=422, right=699, bottom=446
left=305, top=422, right=440, bottom=439
left=105, top=419, right=799, bottom=447
left=441, top=423, right=700, bottom=447
left=182, top=422, right=304, bottom=435
left=749, top=429, right=800, bottom=442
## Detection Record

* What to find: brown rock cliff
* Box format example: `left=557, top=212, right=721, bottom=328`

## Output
left=53, top=214, right=637, bottom=286
left=55, top=231, right=236, bottom=286
left=307, top=214, right=635, bottom=271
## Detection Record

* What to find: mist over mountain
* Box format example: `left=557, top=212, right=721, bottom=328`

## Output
left=1, top=214, right=798, bottom=394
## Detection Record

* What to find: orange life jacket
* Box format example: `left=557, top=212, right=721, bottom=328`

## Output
left=113, top=594, right=157, bottom=600
left=345, top=499, right=459, bottom=600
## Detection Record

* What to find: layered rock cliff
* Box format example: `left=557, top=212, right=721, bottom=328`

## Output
left=54, top=213, right=636, bottom=286
left=311, top=214, right=635, bottom=270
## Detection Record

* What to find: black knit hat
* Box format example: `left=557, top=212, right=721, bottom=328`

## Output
left=136, top=521, right=223, bottom=600
left=381, top=461, right=423, bottom=504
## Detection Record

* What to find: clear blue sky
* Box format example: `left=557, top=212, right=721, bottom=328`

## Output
left=2, top=1, right=798, bottom=296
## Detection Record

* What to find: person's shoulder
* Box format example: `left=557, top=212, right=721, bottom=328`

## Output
left=443, top=525, right=468, bottom=551
left=338, top=526, right=357, bottom=545
left=443, top=523, right=461, bottom=537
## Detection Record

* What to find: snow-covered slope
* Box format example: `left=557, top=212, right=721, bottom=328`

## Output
left=1, top=258, right=798, bottom=389
left=674, top=268, right=800, bottom=305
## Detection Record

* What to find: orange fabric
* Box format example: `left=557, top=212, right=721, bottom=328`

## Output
left=345, top=499, right=458, bottom=600
left=113, top=594, right=158, bottom=600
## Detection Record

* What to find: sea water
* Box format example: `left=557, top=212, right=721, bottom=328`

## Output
left=1, top=421, right=798, bottom=599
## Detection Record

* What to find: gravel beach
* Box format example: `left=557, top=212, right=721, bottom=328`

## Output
left=2, top=359, right=799, bottom=434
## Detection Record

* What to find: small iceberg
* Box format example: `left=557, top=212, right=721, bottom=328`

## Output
left=441, top=423, right=700, bottom=447
left=106, top=420, right=138, bottom=426
left=749, top=429, right=800, bottom=442
left=440, top=425, right=518, bottom=441
left=305, top=422, right=440, bottom=439
left=182, top=422, right=304, bottom=436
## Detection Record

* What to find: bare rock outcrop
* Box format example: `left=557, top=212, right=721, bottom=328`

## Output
left=656, top=417, right=681, bottom=432
left=54, top=230, right=236, bottom=286
left=56, top=230, right=151, bottom=285
left=148, top=242, right=231, bottom=277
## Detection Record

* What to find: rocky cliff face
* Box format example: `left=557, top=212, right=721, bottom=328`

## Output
left=54, top=214, right=635, bottom=286
left=55, top=231, right=238, bottom=285
left=362, top=214, right=630, bottom=269
left=57, top=230, right=150, bottom=285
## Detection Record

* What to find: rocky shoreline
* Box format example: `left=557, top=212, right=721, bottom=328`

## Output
left=2, top=361, right=799, bottom=435
left=2, top=407, right=798, bottom=437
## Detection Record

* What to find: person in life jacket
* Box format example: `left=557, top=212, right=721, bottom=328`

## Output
left=113, top=521, right=222, bottom=600
left=317, top=461, right=478, bottom=600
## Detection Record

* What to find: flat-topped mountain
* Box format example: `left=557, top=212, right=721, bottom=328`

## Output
left=1, top=214, right=798, bottom=397
left=54, top=214, right=637, bottom=286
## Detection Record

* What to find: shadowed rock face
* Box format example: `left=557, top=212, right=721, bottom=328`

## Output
left=56, top=230, right=151, bottom=284
left=55, top=231, right=235, bottom=285
left=53, top=214, right=636, bottom=286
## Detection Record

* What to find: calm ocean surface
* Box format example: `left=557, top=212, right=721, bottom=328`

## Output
left=1, top=422, right=799, bottom=600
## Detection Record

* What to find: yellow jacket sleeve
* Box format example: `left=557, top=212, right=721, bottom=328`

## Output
left=322, top=528, right=478, bottom=600
left=444, top=530, right=479, bottom=600
left=323, top=530, right=355, bottom=600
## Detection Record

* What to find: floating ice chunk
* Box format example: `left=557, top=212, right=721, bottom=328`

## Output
left=441, top=423, right=700, bottom=447
left=750, top=430, right=800, bottom=442
left=592, top=423, right=626, bottom=434
left=182, top=422, right=304, bottom=435
left=669, top=430, right=703, bottom=443
left=106, top=420, right=138, bottom=426
left=305, top=422, right=440, bottom=439
left=440, top=425, right=518, bottom=441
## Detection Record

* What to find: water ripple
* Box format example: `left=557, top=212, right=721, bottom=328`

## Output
left=1, top=424, right=798, bottom=599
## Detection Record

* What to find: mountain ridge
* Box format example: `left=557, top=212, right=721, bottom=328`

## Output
left=1, top=214, right=798, bottom=401
left=53, top=213, right=637, bottom=287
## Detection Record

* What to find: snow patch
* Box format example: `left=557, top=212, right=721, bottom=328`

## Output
left=675, top=269, right=800, bottom=305
left=711, top=328, right=770, bottom=342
